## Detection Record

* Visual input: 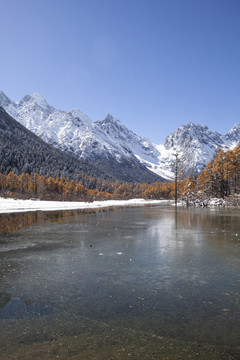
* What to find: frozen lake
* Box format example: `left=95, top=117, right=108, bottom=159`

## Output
left=0, top=205, right=240, bottom=359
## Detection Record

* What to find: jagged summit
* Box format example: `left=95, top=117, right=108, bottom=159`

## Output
left=104, top=112, right=116, bottom=121
left=97, top=113, right=142, bottom=143
left=0, top=90, right=239, bottom=180
left=164, top=122, right=223, bottom=150
left=229, top=123, right=240, bottom=130
left=99, top=113, right=125, bottom=129
left=69, top=109, right=93, bottom=128
left=0, top=105, right=113, bottom=181
left=19, top=93, right=48, bottom=106
left=19, top=94, right=32, bottom=104
left=0, top=91, right=162, bottom=183
left=19, top=93, right=55, bottom=114
left=0, top=91, right=12, bottom=107
left=225, top=123, right=240, bottom=142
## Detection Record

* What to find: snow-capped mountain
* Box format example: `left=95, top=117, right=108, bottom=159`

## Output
left=0, top=106, right=110, bottom=181
left=0, top=92, right=141, bottom=159
left=0, top=91, right=239, bottom=180
left=0, top=92, right=162, bottom=183
left=158, top=122, right=240, bottom=176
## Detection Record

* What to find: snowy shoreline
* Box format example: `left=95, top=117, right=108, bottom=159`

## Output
left=0, top=198, right=172, bottom=214
left=178, top=197, right=240, bottom=208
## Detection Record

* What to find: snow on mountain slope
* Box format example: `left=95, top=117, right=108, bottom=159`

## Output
left=0, top=92, right=163, bottom=165
left=97, top=116, right=239, bottom=179
left=97, top=113, right=160, bottom=161
left=0, top=91, right=239, bottom=181
left=0, top=92, right=164, bottom=182
left=224, top=123, right=240, bottom=144
left=96, top=113, right=174, bottom=180
left=161, top=122, right=240, bottom=176
left=1, top=92, right=113, bottom=158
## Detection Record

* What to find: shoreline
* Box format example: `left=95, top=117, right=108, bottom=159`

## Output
left=0, top=198, right=172, bottom=214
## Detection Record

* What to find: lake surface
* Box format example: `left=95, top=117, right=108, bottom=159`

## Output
left=0, top=205, right=240, bottom=359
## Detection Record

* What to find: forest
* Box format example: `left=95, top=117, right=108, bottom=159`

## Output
left=0, top=143, right=239, bottom=202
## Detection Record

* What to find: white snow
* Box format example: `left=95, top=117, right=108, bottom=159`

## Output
left=1, top=91, right=239, bottom=181
left=0, top=198, right=171, bottom=214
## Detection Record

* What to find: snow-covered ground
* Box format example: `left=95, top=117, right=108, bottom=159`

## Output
left=0, top=198, right=171, bottom=214
left=178, top=197, right=240, bottom=207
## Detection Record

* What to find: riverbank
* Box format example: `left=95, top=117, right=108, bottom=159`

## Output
left=0, top=197, right=172, bottom=214
left=179, top=196, right=240, bottom=208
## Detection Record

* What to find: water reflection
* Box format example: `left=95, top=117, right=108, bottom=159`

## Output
left=0, top=207, right=116, bottom=234
left=0, top=206, right=240, bottom=359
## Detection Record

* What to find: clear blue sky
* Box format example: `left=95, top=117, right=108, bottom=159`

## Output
left=0, top=0, right=240, bottom=143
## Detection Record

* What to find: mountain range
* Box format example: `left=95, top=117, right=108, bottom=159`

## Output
left=0, top=104, right=161, bottom=183
left=0, top=91, right=239, bottom=182
left=0, top=106, right=112, bottom=182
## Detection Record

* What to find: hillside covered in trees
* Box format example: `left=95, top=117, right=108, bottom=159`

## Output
left=0, top=106, right=163, bottom=184
left=0, top=106, right=113, bottom=182
left=0, top=142, right=239, bottom=203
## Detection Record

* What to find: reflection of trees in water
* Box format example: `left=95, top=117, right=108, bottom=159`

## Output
left=1, top=206, right=238, bottom=242
left=174, top=208, right=240, bottom=249
left=0, top=207, right=120, bottom=234
left=0, top=212, right=42, bottom=234
left=175, top=209, right=213, bottom=230
left=176, top=209, right=240, bottom=233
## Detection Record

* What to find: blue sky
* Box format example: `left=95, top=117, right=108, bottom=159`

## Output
left=0, top=0, right=239, bottom=143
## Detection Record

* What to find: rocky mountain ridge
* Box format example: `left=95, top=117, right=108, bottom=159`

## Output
left=0, top=101, right=161, bottom=183
left=0, top=91, right=239, bottom=180
left=0, top=106, right=107, bottom=181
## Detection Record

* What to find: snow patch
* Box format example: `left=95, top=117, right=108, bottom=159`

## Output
left=0, top=198, right=171, bottom=214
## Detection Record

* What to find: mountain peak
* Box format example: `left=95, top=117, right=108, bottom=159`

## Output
left=32, top=92, right=46, bottom=102
left=1, top=90, right=239, bottom=182
left=97, top=113, right=126, bottom=132
left=69, top=109, right=93, bottom=127
left=21, top=93, right=48, bottom=106
left=163, top=121, right=224, bottom=153
left=104, top=112, right=120, bottom=123
left=184, top=122, right=208, bottom=131
left=225, top=123, right=240, bottom=142
left=228, top=123, right=240, bottom=132
left=0, top=91, right=13, bottom=107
